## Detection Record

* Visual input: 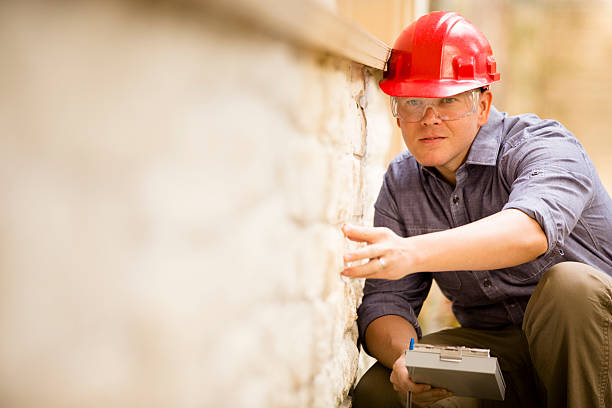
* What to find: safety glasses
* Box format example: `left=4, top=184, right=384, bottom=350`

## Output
left=391, top=89, right=479, bottom=122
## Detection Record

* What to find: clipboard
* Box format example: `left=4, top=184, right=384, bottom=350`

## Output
left=405, top=344, right=506, bottom=401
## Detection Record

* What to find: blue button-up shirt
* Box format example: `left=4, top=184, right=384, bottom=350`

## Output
left=357, top=106, right=612, bottom=346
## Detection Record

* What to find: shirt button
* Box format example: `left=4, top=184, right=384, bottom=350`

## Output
left=483, top=279, right=492, bottom=288
left=452, top=196, right=459, bottom=204
left=558, top=249, right=565, bottom=256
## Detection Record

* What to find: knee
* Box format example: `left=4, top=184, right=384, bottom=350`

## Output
left=540, top=262, right=608, bottom=303
left=351, top=379, right=378, bottom=408
left=352, top=362, right=401, bottom=408
left=527, top=262, right=611, bottom=324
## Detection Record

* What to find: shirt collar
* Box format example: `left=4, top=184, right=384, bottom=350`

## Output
left=465, top=105, right=504, bottom=167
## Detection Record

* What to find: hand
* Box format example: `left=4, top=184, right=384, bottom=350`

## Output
left=341, top=223, right=418, bottom=279
left=390, top=352, right=452, bottom=407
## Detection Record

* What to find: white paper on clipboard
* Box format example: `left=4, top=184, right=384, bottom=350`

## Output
left=405, top=344, right=506, bottom=401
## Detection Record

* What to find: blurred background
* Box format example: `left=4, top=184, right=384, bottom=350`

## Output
left=0, top=0, right=610, bottom=407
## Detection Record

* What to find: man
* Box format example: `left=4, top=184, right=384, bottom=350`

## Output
left=341, top=11, right=612, bottom=408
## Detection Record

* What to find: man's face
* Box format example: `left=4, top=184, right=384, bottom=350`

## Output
left=395, top=90, right=493, bottom=183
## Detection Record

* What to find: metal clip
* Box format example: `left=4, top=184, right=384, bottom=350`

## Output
left=410, top=343, right=491, bottom=359
left=439, top=346, right=462, bottom=362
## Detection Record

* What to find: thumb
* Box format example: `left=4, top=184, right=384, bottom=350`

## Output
left=411, top=383, right=432, bottom=393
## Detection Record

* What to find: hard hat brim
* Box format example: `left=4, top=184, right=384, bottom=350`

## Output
left=379, top=78, right=494, bottom=98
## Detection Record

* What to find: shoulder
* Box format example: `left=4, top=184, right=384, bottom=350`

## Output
left=497, top=110, right=593, bottom=178
left=500, top=111, right=578, bottom=148
left=386, top=151, right=419, bottom=181
left=382, top=150, right=423, bottom=193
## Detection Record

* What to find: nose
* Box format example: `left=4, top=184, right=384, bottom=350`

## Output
left=420, top=106, right=441, bottom=125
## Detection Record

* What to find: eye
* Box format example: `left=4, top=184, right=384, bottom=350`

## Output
left=440, top=97, right=458, bottom=104
left=405, top=99, right=421, bottom=106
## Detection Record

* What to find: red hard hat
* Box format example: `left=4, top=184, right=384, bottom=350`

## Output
left=380, top=11, right=500, bottom=98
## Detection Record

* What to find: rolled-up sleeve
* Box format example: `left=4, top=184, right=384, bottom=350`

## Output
left=357, top=273, right=432, bottom=354
left=357, top=173, right=432, bottom=355
left=500, top=122, right=595, bottom=256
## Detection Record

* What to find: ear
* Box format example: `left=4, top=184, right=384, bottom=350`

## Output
left=396, top=118, right=401, bottom=128
left=477, top=90, right=493, bottom=127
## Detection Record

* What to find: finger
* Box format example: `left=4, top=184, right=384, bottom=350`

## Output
left=341, top=258, right=382, bottom=278
left=408, top=382, right=432, bottom=394
left=342, top=224, right=388, bottom=244
left=414, top=388, right=450, bottom=398
left=412, top=388, right=453, bottom=405
left=343, top=244, right=383, bottom=264
left=395, top=381, right=432, bottom=398
left=403, top=372, right=432, bottom=394
left=342, top=259, right=402, bottom=280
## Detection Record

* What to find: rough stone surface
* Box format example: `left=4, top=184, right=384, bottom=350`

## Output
left=0, top=1, right=391, bottom=407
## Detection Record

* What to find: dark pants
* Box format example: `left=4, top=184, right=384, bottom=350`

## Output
left=352, top=262, right=612, bottom=408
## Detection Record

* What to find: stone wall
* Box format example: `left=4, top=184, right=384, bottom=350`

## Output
left=0, top=1, right=391, bottom=407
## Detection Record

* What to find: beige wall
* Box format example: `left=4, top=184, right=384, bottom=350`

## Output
left=0, top=1, right=393, bottom=407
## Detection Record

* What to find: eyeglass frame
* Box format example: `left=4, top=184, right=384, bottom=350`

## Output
left=390, top=88, right=486, bottom=123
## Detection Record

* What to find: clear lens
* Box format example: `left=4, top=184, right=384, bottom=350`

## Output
left=391, top=90, right=479, bottom=122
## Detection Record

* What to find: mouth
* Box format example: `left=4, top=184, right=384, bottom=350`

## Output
left=419, top=136, right=445, bottom=143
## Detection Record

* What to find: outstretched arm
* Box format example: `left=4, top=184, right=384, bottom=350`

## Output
left=342, top=208, right=547, bottom=279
